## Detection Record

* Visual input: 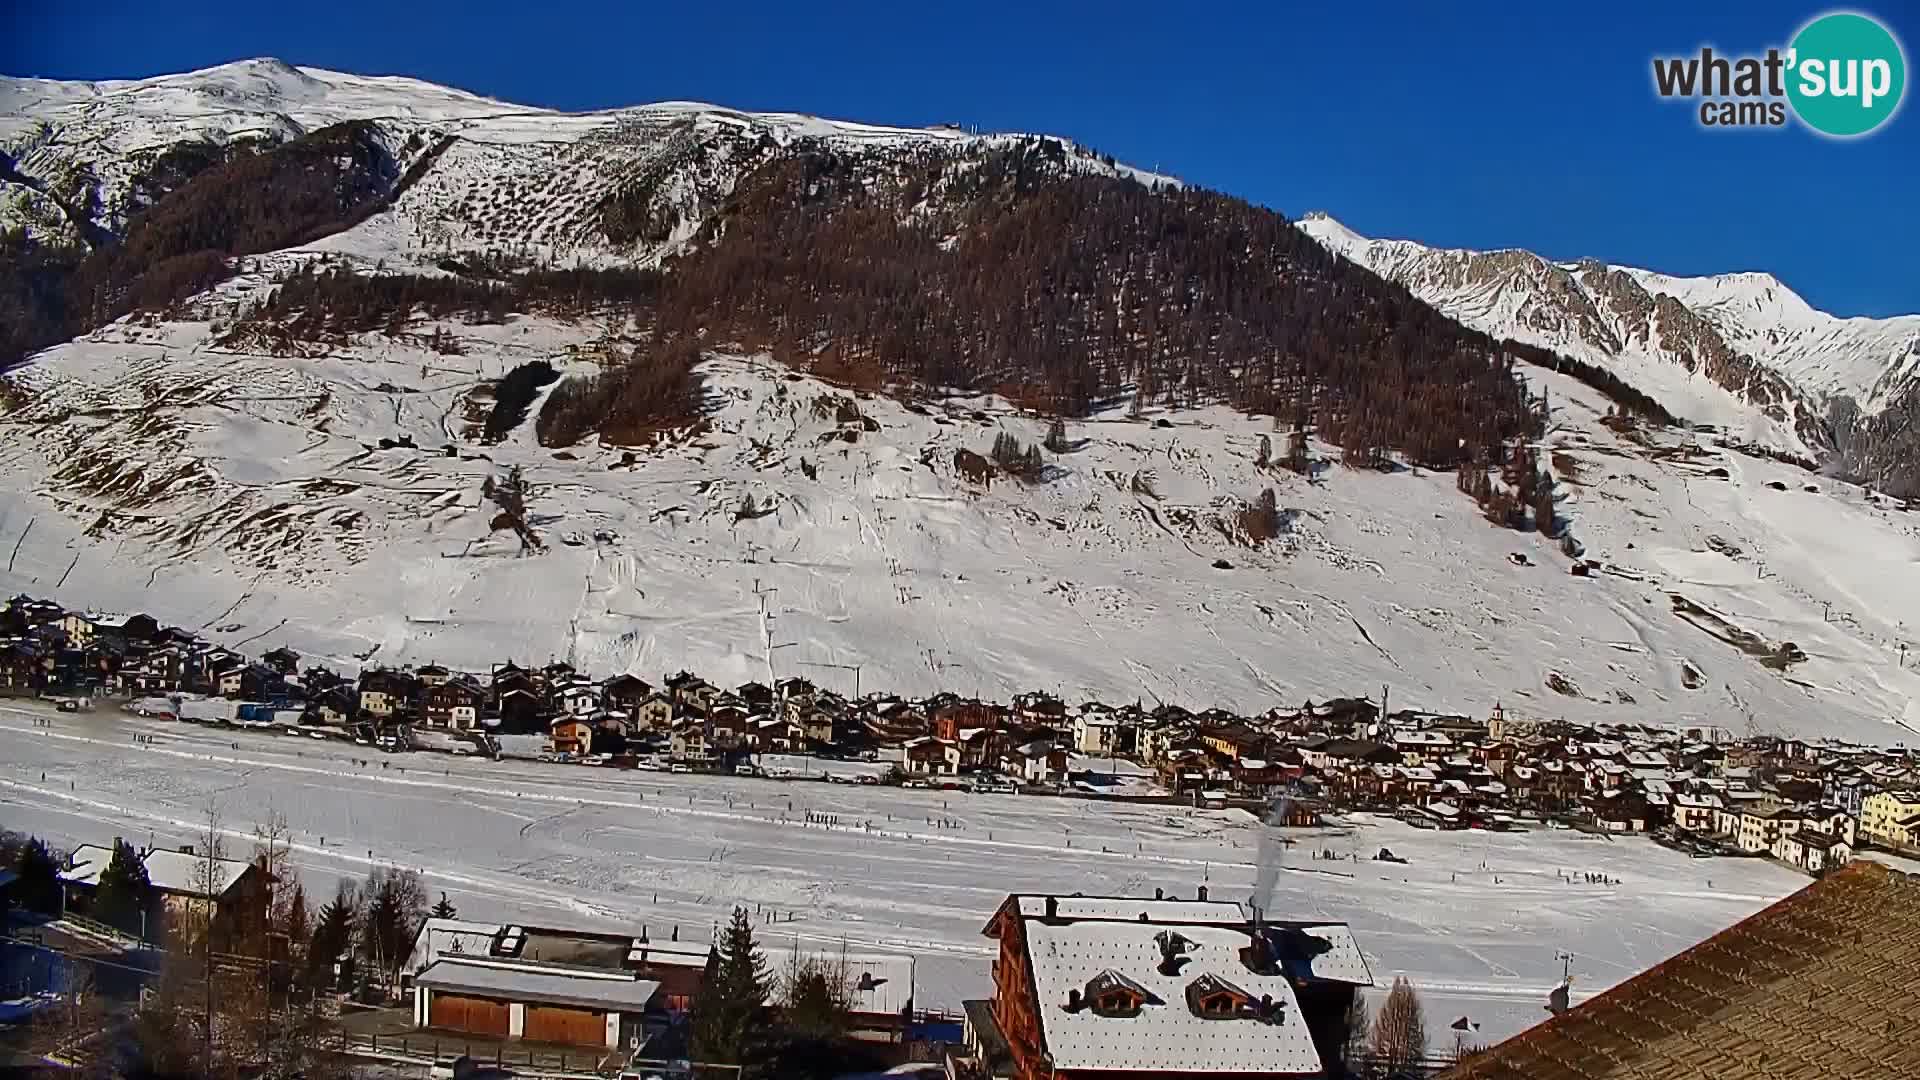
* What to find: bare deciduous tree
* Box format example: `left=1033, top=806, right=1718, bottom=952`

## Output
left=1368, top=976, right=1428, bottom=1075
left=483, top=466, right=542, bottom=553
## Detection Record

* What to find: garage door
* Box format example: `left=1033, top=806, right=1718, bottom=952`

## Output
left=429, top=993, right=511, bottom=1037
left=523, top=1003, right=604, bottom=1046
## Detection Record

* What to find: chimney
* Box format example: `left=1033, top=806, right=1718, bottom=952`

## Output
left=179, top=844, right=194, bottom=856
left=671, top=925, right=679, bottom=941
left=1045, top=896, right=1058, bottom=919
left=639, top=925, right=649, bottom=943
left=1197, top=885, right=1209, bottom=902
left=1154, top=887, right=1164, bottom=900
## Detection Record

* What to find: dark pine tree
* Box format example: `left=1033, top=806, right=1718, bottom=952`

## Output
left=12, top=837, right=62, bottom=915
left=1533, top=470, right=1556, bottom=537
left=93, top=839, right=152, bottom=938
left=691, top=906, right=770, bottom=1065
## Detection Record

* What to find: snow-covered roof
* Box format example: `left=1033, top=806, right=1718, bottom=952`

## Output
left=1268, top=922, right=1373, bottom=986
left=626, top=938, right=711, bottom=969
left=140, top=848, right=249, bottom=897
left=57, top=844, right=112, bottom=887
left=61, top=843, right=250, bottom=898
left=1012, top=895, right=1248, bottom=925
left=406, top=917, right=503, bottom=974
left=1023, top=918, right=1322, bottom=1073
left=416, top=957, right=661, bottom=1011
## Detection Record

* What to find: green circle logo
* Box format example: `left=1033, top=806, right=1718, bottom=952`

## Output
left=1787, top=12, right=1906, bottom=136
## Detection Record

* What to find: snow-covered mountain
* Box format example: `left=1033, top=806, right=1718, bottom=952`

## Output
left=1, top=61, right=1916, bottom=746
left=1297, top=213, right=1920, bottom=494
left=6, top=298, right=1918, bottom=746
left=0, top=58, right=1170, bottom=255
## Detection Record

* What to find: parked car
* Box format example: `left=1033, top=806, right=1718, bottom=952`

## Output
left=901, top=777, right=931, bottom=789
left=669, top=763, right=693, bottom=774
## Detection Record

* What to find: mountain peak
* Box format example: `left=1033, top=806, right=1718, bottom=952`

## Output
left=1295, top=211, right=1367, bottom=252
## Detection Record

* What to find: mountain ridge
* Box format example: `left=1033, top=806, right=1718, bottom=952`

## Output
left=1297, top=211, right=1920, bottom=494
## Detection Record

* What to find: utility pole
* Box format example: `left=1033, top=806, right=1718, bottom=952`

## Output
left=753, top=580, right=793, bottom=685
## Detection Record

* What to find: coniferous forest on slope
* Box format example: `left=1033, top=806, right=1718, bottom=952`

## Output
left=5, top=130, right=1684, bottom=490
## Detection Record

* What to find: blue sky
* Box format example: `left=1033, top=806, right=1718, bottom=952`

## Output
left=5, top=1, right=1915, bottom=316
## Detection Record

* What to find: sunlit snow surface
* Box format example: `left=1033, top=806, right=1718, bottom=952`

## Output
left=0, top=703, right=1817, bottom=1044
left=2, top=285, right=1915, bottom=742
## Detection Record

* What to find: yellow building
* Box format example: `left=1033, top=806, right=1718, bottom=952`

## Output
left=1860, top=791, right=1920, bottom=845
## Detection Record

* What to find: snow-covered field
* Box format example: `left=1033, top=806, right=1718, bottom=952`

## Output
left=0, top=702, right=1814, bottom=1045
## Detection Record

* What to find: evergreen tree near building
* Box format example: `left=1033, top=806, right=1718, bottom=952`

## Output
left=11, top=835, right=62, bottom=915
left=430, top=892, right=458, bottom=920
left=307, top=882, right=358, bottom=992
left=93, top=839, right=152, bottom=939
left=691, top=906, right=770, bottom=1065
left=285, top=881, right=311, bottom=950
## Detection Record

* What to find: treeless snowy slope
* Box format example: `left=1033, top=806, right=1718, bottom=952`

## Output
left=1, top=274, right=1914, bottom=743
